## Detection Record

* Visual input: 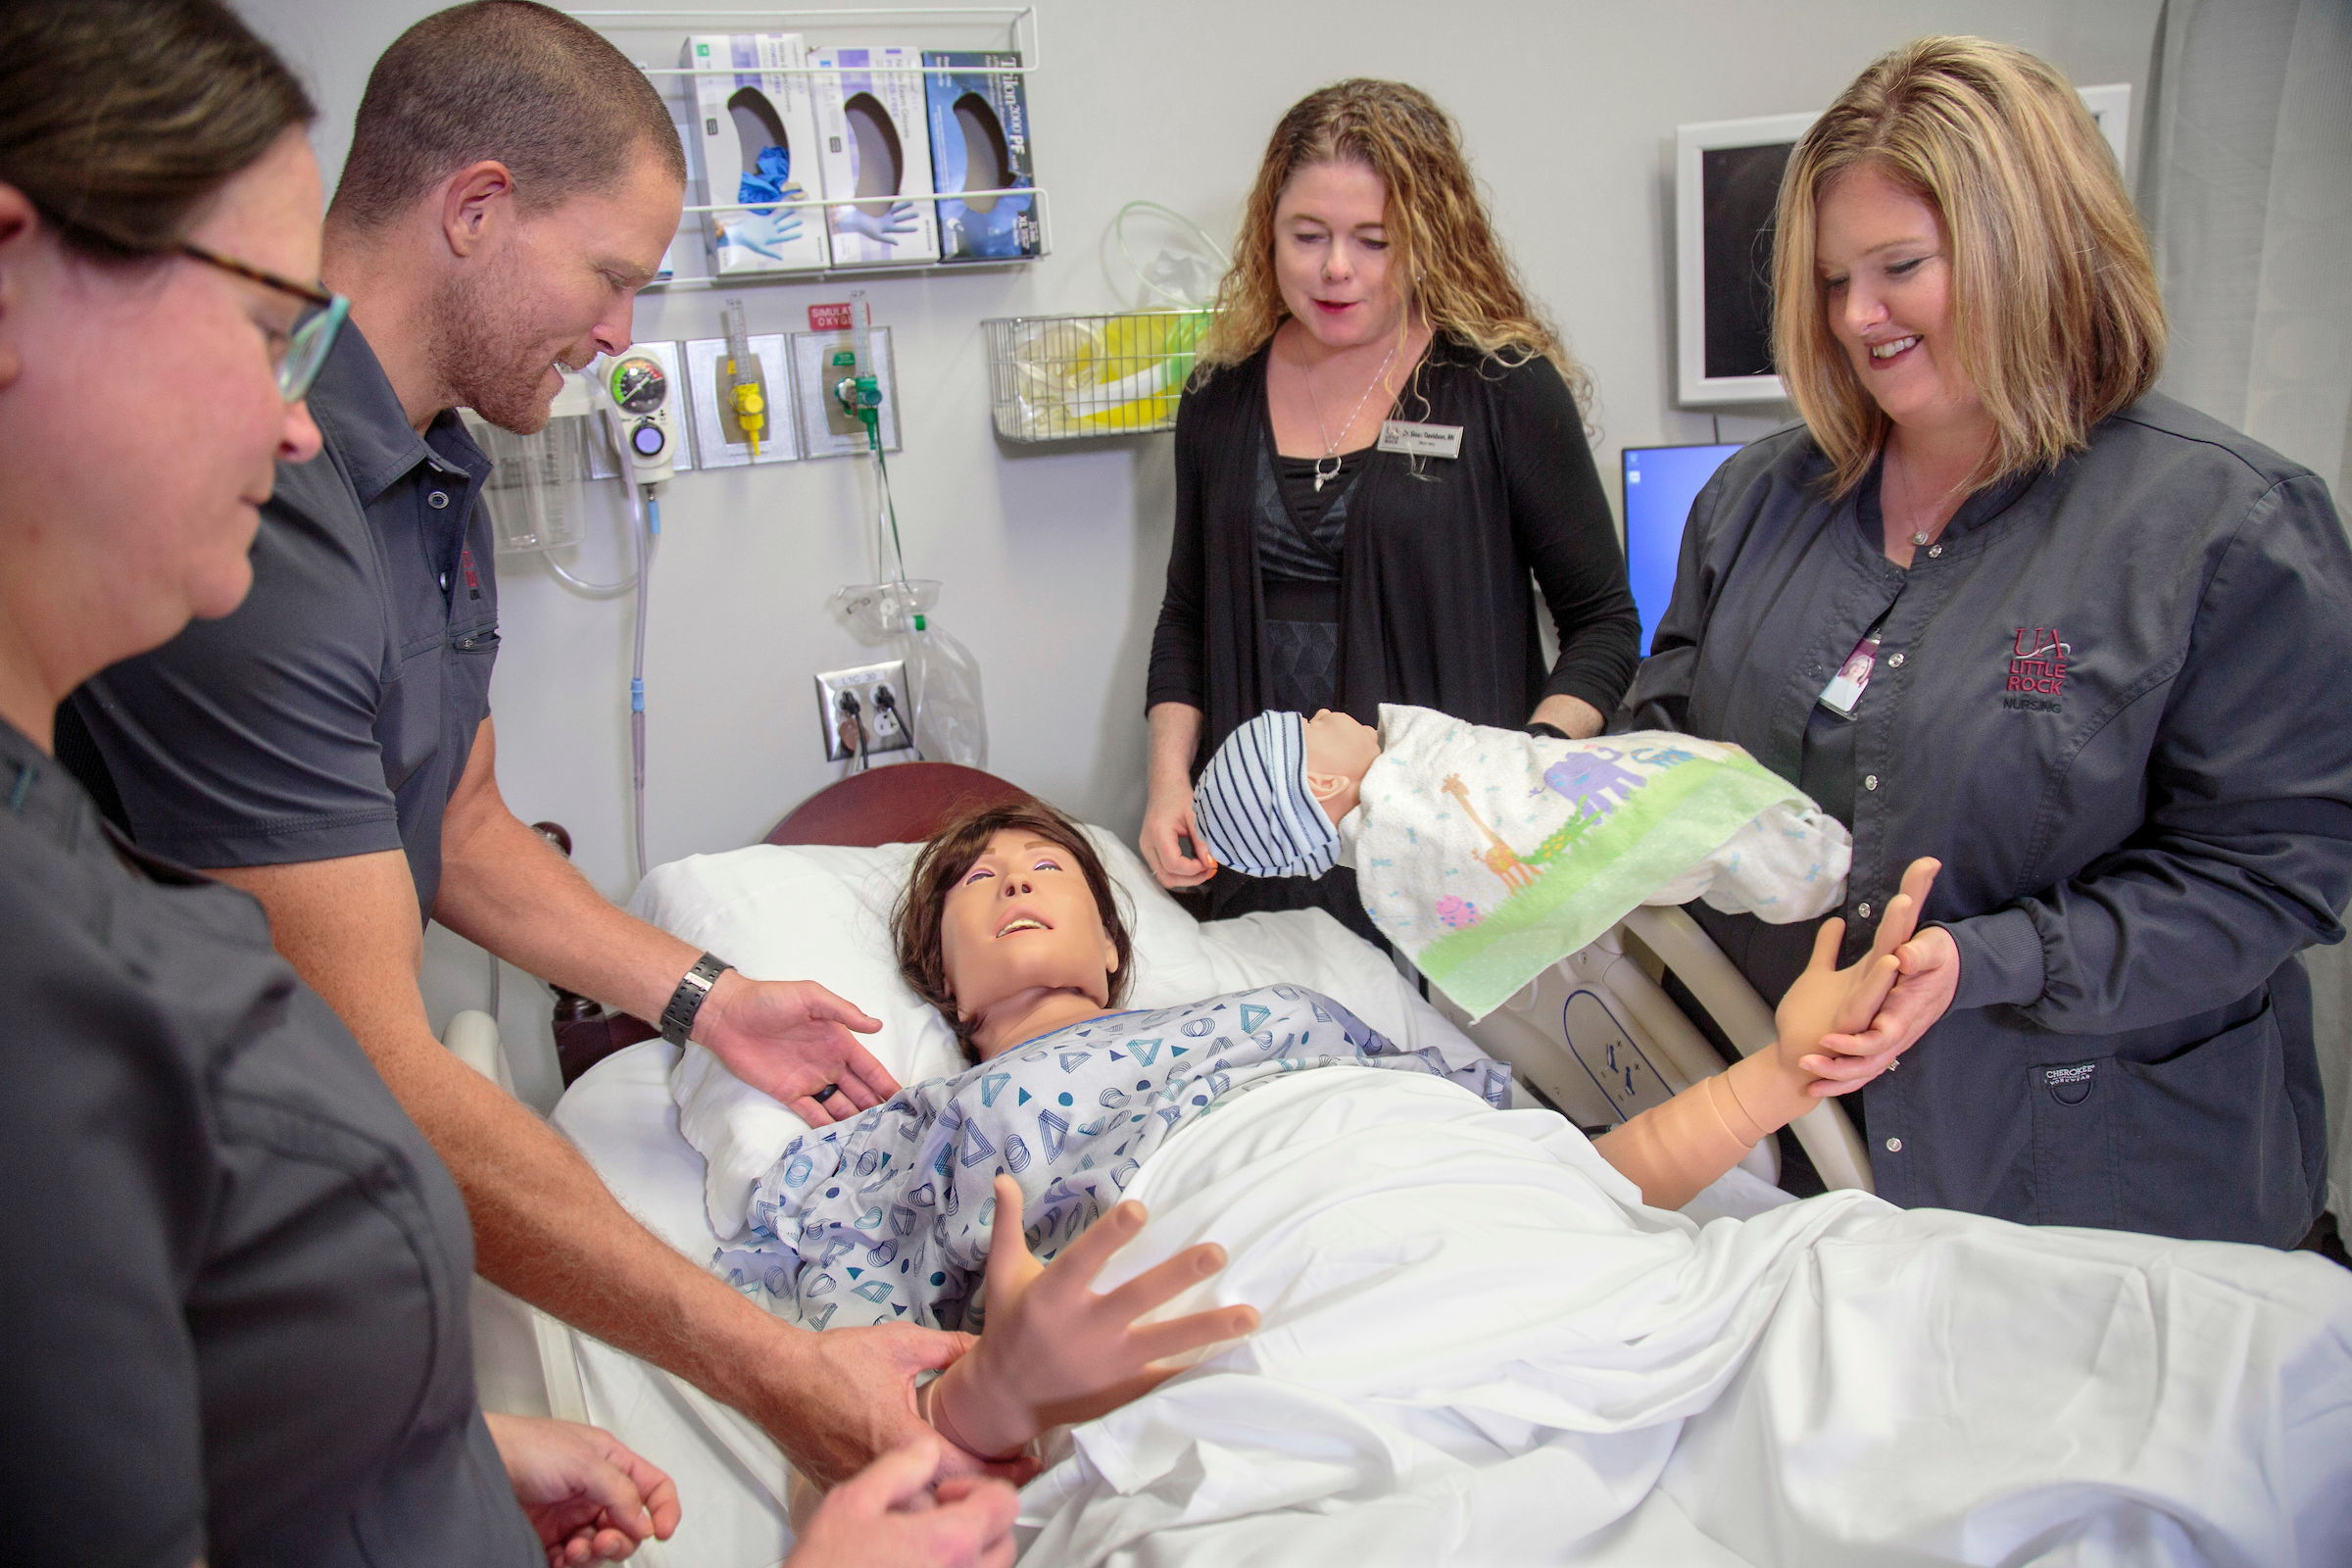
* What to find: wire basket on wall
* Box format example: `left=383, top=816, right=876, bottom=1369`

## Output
left=980, top=310, right=1211, bottom=441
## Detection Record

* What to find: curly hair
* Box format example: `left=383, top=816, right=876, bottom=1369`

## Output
left=892, top=801, right=1135, bottom=1064
left=1771, top=36, right=2165, bottom=497
left=1197, top=78, right=1592, bottom=415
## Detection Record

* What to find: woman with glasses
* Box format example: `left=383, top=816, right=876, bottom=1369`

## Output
left=0, top=3, right=686, bottom=1563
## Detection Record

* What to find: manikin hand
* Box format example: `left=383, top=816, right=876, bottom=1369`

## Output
left=786, top=1434, right=1020, bottom=1568
left=923, top=1176, right=1261, bottom=1457
left=1140, top=778, right=1217, bottom=889
left=483, top=1413, right=681, bottom=1566
left=1780, top=858, right=1944, bottom=1098
left=836, top=200, right=919, bottom=245
left=692, top=972, right=901, bottom=1125
left=751, top=1322, right=1038, bottom=1490
left=1816, top=925, right=1963, bottom=1074
left=720, top=205, right=807, bottom=260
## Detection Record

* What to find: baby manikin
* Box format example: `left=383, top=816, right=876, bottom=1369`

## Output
left=1192, top=706, right=1851, bottom=1017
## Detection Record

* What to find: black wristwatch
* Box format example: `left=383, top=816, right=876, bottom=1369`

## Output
left=1525, top=721, right=1571, bottom=741
left=660, top=953, right=732, bottom=1046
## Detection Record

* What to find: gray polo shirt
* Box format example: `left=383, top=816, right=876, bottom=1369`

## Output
left=0, top=719, right=538, bottom=1565
left=1622, top=393, right=2352, bottom=1246
left=70, top=321, right=499, bottom=923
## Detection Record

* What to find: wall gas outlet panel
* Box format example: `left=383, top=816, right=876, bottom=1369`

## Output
left=587, top=340, right=694, bottom=479
left=815, top=660, right=913, bottom=762
left=685, top=333, right=796, bottom=466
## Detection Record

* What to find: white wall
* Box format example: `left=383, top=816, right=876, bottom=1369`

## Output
left=231, top=0, right=2163, bottom=1089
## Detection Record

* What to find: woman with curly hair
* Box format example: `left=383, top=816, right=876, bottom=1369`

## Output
left=1141, top=79, right=1642, bottom=943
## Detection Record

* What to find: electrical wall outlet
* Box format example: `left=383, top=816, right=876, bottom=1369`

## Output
left=814, top=661, right=913, bottom=762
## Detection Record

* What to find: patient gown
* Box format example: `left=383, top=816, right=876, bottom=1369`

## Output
left=712, top=986, right=1512, bottom=1332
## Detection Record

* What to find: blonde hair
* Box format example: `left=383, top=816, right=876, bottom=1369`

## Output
left=1198, top=78, right=1592, bottom=413
left=1771, top=36, right=2165, bottom=496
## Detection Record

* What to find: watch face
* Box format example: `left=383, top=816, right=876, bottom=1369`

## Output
left=612, top=356, right=667, bottom=414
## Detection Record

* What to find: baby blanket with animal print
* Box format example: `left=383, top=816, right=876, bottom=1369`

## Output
left=1345, top=705, right=1849, bottom=1018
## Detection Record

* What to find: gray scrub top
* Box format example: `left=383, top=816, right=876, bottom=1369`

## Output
left=1622, top=393, right=2352, bottom=1246
left=68, top=320, right=499, bottom=924
left=0, top=720, right=538, bottom=1565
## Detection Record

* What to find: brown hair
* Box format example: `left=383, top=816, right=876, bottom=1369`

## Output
left=1198, top=78, right=1592, bottom=415
left=0, top=0, right=316, bottom=260
left=328, top=0, right=685, bottom=233
left=1771, top=36, right=2166, bottom=496
left=893, top=801, right=1136, bottom=1064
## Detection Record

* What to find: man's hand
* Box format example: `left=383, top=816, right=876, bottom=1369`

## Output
left=751, top=1321, right=1038, bottom=1489
left=927, top=1177, right=1260, bottom=1457
left=694, top=972, right=901, bottom=1125
left=483, top=1413, right=680, bottom=1565
left=788, top=1435, right=1020, bottom=1568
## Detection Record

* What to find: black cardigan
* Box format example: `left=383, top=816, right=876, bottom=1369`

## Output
left=1147, top=337, right=1641, bottom=775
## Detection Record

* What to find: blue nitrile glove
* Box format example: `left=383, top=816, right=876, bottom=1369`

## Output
left=836, top=200, right=918, bottom=245
left=738, top=145, right=794, bottom=210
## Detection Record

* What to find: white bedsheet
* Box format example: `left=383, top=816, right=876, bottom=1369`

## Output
left=1020, top=1067, right=2352, bottom=1567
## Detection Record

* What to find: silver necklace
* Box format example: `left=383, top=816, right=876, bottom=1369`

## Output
left=1300, top=336, right=1400, bottom=491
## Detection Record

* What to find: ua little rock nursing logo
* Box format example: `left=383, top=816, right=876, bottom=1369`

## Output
left=2002, top=627, right=2069, bottom=713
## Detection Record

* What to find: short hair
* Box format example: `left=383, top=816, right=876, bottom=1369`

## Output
left=1199, top=77, right=1592, bottom=416
left=0, top=0, right=315, bottom=260
left=1771, top=36, right=2166, bottom=496
left=329, top=0, right=684, bottom=232
left=893, top=801, right=1136, bottom=1064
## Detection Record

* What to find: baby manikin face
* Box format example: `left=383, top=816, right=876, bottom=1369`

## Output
left=1302, top=709, right=1382, bottom=794
left=940, top=828, right=1120, bottom=1031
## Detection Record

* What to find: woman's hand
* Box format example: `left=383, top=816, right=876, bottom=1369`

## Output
left=786, top=1434, right=1020, bottom=1568
left=482, top=1413, right=680, bottom=1566
left=1140, top=777, right=1217, bottom=889
left=1816, top=922, right=1962, bottom=1075
left=1779, top=858, right=1943, bottom=1098
left=925, top=1176, right=1260, bottom=1456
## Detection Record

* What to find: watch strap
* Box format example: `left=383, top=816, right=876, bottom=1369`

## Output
left=660, top=952, right=732, bottom=1047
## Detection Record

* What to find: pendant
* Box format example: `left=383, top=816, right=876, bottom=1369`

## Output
left=1314, top=455, right=1340, bottom=493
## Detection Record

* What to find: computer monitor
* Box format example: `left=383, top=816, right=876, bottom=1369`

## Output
left=1621, top=441, right=1740, bottom=655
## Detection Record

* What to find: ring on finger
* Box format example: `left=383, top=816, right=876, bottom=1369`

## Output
left=812, top=1084, right=841, bottom=1104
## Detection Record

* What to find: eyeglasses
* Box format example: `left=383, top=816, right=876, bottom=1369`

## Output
left=176, top=240, right=350, bottom=402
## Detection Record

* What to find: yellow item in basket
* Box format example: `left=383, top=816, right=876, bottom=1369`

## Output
left=1003, top=311, right=1208, bottom=439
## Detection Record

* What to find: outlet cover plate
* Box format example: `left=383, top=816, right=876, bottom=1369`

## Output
left=815, top=661, right=912, bottom=762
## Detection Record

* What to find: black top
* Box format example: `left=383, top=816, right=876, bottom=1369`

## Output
left=0, top=719, right=538, bottom=1566
left=1620, top=393, right=2352, bottom=1245
left=67, top=320, right=501, bottom=924
left=1150, top=336, right=1642, bottom=747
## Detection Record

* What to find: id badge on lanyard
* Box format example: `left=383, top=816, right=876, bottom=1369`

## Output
left=1818, top=610, right=1893, bottom=719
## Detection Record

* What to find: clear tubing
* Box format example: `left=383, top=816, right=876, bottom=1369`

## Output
left=630, top=489, right=657, bottom=883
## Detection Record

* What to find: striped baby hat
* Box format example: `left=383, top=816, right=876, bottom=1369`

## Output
left=1192, top=710, right=1343, bottom=879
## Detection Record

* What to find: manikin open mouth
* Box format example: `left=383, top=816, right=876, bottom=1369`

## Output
left=1870, top=335, right=1921, bottom=360
left=996, top=913, right=1053, bottom=937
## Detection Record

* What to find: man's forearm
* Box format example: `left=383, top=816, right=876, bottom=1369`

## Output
left=432, top=715, right=699, bottom=1022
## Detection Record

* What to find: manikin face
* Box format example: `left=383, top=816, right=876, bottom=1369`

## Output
left=1272, top=159, right=1407, bottom=353
left=0, top=128, right=326, bottom=661
left=434, top=146, right=683, bottom=432
left=1300, top=709, right=1382, bottom=824
left=1813, top=163, right=1984, bottom=438
left=939, top=829, right=1121, bottom=1057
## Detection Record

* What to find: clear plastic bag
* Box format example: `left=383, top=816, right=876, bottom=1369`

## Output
left=905, top=617, right=987, bottom=768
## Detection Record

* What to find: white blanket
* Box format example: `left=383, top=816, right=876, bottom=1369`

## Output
left=1018, top=1069, right=2352, bottom=1567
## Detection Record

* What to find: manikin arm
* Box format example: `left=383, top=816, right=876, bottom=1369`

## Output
left=1595, top=859, right=1939, bottom=1209
left=919, top=1177, right=1262, bottom=1459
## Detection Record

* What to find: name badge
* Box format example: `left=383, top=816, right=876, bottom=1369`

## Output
left=1377, top=419, right=1463, bottom=459
left=1817, top=632, right=1880, bottom=718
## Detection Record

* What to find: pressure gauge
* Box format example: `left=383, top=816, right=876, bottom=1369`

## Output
left=611, top=356, right=667, bottom=415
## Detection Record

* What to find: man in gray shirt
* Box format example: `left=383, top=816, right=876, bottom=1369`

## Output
left=67, top=1, right=973, bottom=1486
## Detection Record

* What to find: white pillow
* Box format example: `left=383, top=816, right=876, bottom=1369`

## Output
left=632, top=825, right=1485, bottom=1239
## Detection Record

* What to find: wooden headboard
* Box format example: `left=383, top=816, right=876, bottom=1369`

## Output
left=544, top=763, right=1034, bottom=1086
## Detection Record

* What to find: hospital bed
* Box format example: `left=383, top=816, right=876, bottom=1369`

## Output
left=457, top=764, right=2351, bottom=1567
